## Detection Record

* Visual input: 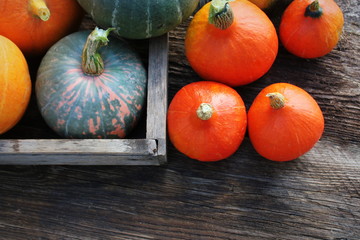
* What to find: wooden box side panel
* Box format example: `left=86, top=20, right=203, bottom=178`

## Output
left=0, top=139, right=160, bottom=165
left=146, top=34, right=169, bottom=165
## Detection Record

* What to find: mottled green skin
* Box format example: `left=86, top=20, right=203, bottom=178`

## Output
left=76, top=0, right=200, bottom=39
left=36, top=30, right=147, bottom=139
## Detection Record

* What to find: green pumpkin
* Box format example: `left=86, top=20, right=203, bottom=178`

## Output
left=35, top=28, right=147, bottom=139
left=76, top=0, right=199, bottom=39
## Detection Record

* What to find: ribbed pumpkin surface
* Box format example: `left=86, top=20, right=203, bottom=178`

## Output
left=36, top=30, right=147, bottom=139
left=76, top=0, right=199, bottom=39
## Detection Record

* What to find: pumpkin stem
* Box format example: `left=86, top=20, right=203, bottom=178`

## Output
left=197, top=103, right=214, bottom=120
left=28, top=0, right=50, bottom=21
left=209, top=0, right=235, bottom=30
left=305, top=0, right=323, bottom=18
left=266, top=92, right=286, bottom=109
left=81, top=27, right=115, bottom=76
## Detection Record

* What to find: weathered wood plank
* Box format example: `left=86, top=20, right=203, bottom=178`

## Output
left=0, top=139, right=159, bottom=165
left=146, top=33, right=169, bottom=165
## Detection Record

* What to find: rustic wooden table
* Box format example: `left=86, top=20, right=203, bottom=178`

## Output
left=0, top=0, right=359, bottom=239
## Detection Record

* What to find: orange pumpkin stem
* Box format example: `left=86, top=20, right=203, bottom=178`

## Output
left=196, top=103, right=214, bottom=120
left=209, top=0, right=234, bottom=30
left=266, top=92, right=285, bottom=109
left=82, top=27, right=115, bottom=75
left=28, top=0, right=51, bottom=21
left=305, top=0, right=323, bottom=18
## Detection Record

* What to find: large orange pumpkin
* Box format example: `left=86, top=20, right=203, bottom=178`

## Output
left=0, top=0, right=84, bottom=56
left=248, top=83, right=324, bottom=161
left=185, top=0, right=278, bottom=86
left=167, top=81, right=247, bottom=162
left=279, top=0, right=344, bottom=58
left=0, top=35, right=31, bottom=134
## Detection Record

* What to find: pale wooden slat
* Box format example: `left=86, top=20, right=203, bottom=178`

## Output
left=0, top=139, right=160, bottom=165
left=0, top=155, right=161, bottom=165
left=0, top=139, right=156, bottom=154
left=146, top=33, right=169, bottom=164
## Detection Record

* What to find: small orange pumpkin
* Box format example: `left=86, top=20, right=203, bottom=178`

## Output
left=185, top=0, right=278, bottom=86
left=0, top=0, right=84, bottom=56
left=0, top=35, right=31, bottom=134
left=279, top=0, right=344, bottom=58
left=167, top=81, right=247, bottom=162
left=248, top=83, right=324, bottom=161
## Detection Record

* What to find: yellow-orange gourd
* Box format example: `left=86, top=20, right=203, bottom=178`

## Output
left=0, top=35, right=31, bottom=134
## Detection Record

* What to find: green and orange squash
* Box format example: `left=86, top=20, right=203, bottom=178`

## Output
left=76, top=0, right=200, bottom=39
left=35, top=27, right=147, bottom=139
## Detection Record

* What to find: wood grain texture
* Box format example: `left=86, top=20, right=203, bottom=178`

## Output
left=0, top=0, right=359, bottom=239
left=146, top=34, right=169, bottom=165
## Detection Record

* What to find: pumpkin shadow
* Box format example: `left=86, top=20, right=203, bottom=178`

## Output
left=161, top=137, right=310, bottom=232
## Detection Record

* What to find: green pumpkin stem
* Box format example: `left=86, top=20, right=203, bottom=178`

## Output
left=29, top=0, right=50, bottom=21
left=305, top=0, right=323, bottom=18
left=82, top=27, right=115, bottom=76
left=197, top=103, right=214, bottom=120
left=266, top=92, right=286, bottom=109
left=209, top=0, right=235, bottom=30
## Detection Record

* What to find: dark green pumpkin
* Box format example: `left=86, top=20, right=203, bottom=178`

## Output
left=76, top=0, right=200, bottom=39
left=35, top=28, right=147, bottom=139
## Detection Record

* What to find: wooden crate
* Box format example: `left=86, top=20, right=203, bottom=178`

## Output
left=0, top=33, right=169, bottom=165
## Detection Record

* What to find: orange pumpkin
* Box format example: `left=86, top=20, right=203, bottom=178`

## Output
left=167, top=81, right=247, bottom=162
left=0, top=35, right=31, bottom=134
left=279, top=0, right=344, bottom=58
left=248, top=83, right=324, bottom=161
left=185, top=0, right=278, bottom=86
left=0, top=0, right=84, bottom=56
